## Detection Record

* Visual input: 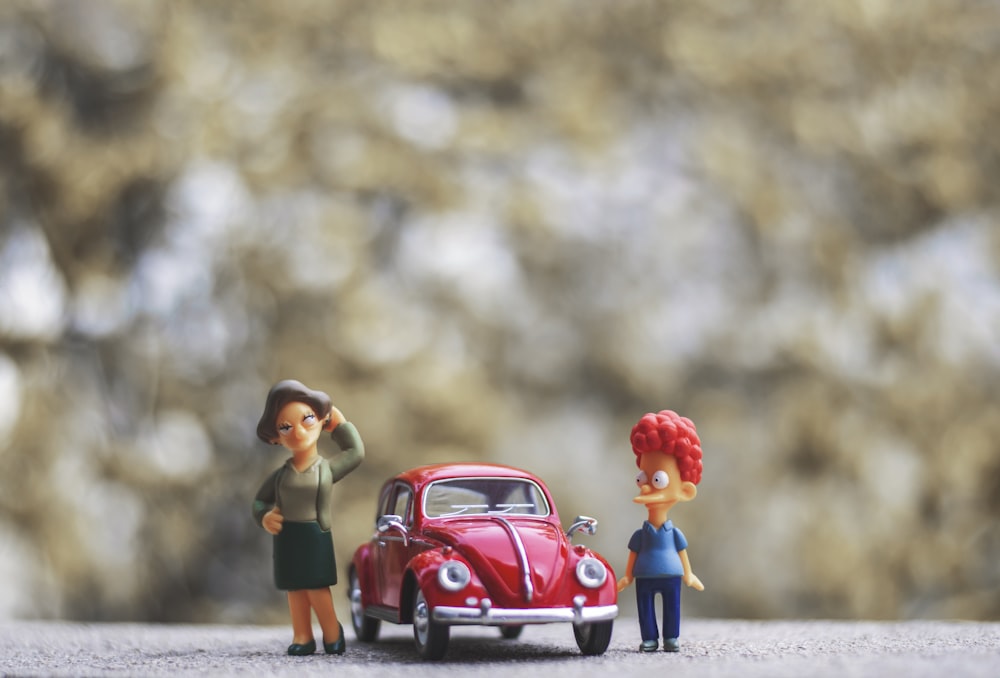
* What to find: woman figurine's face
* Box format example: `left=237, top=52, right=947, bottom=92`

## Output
left=273, top=401, right=324, bottom=455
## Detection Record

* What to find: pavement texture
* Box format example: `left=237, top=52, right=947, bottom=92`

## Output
left=2, top=617, right=999, bottom=678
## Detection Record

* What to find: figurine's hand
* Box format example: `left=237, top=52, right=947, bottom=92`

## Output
left=262, top=507, right=284, bottom=535
left=616, top=575, right=634, bottom=593
left=325, top=405, right=345, bottom=431
left=684, top=572, right=704, bottom=591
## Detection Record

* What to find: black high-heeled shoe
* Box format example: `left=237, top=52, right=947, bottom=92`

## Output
left=287, top=639, right=316, bottom=656
left=324, top=623, right=346, bottom=655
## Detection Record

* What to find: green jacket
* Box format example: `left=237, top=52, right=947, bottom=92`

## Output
left=252, top=421, right=365, bottom=532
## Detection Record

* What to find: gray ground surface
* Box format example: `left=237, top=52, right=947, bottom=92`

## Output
left=2, top=618, right=999, bottom=678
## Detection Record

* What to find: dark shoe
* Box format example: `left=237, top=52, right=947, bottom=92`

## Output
left=324, top=623, right=346, bottom=655
left=640, top=639, right=658, bottom=652
left=663, top=637, right=680, bottom=652
left=287, top=640, right=316, bottom=656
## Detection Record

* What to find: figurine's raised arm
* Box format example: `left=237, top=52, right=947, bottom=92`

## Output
left=326, top=416, right=364, bottom=484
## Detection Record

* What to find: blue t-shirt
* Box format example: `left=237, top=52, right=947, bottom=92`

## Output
left=627, top=520, right=688, bottom=578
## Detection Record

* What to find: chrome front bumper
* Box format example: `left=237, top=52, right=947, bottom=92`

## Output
left=432, top=595, right=618, bottom=626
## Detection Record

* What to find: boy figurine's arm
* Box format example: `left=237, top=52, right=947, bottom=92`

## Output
left=616, top=551, right=638, bottom=592
left=679, top=549, right=705, bottom=591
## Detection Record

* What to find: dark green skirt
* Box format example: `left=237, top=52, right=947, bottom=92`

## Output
left=273, top=521, right=337, bottom=590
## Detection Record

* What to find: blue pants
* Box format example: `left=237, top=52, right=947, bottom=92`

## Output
left=636, top=576, right=681, bottom=641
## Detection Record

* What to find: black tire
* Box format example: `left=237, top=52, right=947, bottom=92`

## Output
left=348, top=568, right=381, bottom=642
left=499, top=625, right=524, bottom=640
left=412, top=586, right=450, bottom=660
left=574, top=620, right=613, bottom=656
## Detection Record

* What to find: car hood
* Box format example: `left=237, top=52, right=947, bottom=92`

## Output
left=423, top=517, right=568, bottom=606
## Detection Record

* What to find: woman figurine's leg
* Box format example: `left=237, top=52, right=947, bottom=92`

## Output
left=307, top=587, right=345, bottom=654
left=286, top=590, right=316, bottom=654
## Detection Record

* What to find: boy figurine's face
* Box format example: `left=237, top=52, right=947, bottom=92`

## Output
left=633, top=452, right=698, bottom=509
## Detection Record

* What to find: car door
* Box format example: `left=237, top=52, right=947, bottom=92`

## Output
left=374, top=481, right=414, bottom=611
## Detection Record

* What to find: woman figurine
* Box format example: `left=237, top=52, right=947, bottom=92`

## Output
left=252, top=379, right=365, bottom=656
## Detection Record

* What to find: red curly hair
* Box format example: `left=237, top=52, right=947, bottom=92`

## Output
left=630, top=410, right=703, bottom=485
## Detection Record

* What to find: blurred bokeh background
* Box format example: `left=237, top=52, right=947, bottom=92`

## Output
left=1, top=0, right=998, bottom=626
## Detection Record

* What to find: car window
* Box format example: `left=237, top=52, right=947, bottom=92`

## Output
left=423, top=478, right=550, bottom=518
left=377, top=484, right=393, bottom=519
left=391, top=485, right=413, bottom=525
left=378, top=482, right=413, bottom=523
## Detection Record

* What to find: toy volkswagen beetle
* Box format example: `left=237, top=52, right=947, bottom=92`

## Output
left=348, top=463, right=618, bottom=660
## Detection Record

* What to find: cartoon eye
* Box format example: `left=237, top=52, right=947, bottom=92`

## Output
left=303, top=413, right=316, bottom=424
left=651, top=471, right=670, bottom=489
left=635, top=471, right=648, bottom=486
left=278, top=424, right=292, bottom=435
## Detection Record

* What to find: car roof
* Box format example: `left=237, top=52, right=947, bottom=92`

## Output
left=391, top=463, right=544, bottom=488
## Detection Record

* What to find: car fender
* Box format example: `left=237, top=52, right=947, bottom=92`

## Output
left=563, top=545, right=618, bottom=606
left=403, top=548, right=489, bottom=617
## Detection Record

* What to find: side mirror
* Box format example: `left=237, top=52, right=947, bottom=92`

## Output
left=377, top=514, right=408, bottom=546
left=566, top=515, right=598, bottom=541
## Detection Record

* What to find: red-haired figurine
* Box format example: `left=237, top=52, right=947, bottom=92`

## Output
left=616, top=410, right=704, bottom=652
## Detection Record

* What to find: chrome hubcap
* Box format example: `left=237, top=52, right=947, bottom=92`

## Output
left=350, top=574, right=364, bottom=627
left=414, top=591, right=429, bottom=645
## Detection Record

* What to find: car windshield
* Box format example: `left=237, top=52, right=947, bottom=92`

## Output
left=423, top=477, right=550, bottom=518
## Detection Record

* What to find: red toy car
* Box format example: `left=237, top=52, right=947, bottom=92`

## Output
left=347, top=463, right=618, bottom=659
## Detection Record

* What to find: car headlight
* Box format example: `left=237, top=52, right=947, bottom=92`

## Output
left=575, top=557, right=607, bottom=589
left=438, top=560, right=472, bottom=592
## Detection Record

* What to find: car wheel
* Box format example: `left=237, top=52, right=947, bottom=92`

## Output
left=412, top=585, right=449, bottom=660
left=348, top=568, right=381, bottom=642
left=573, top=620, right=613, bottom=656
left=499, top=625, right=523, bottom=640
